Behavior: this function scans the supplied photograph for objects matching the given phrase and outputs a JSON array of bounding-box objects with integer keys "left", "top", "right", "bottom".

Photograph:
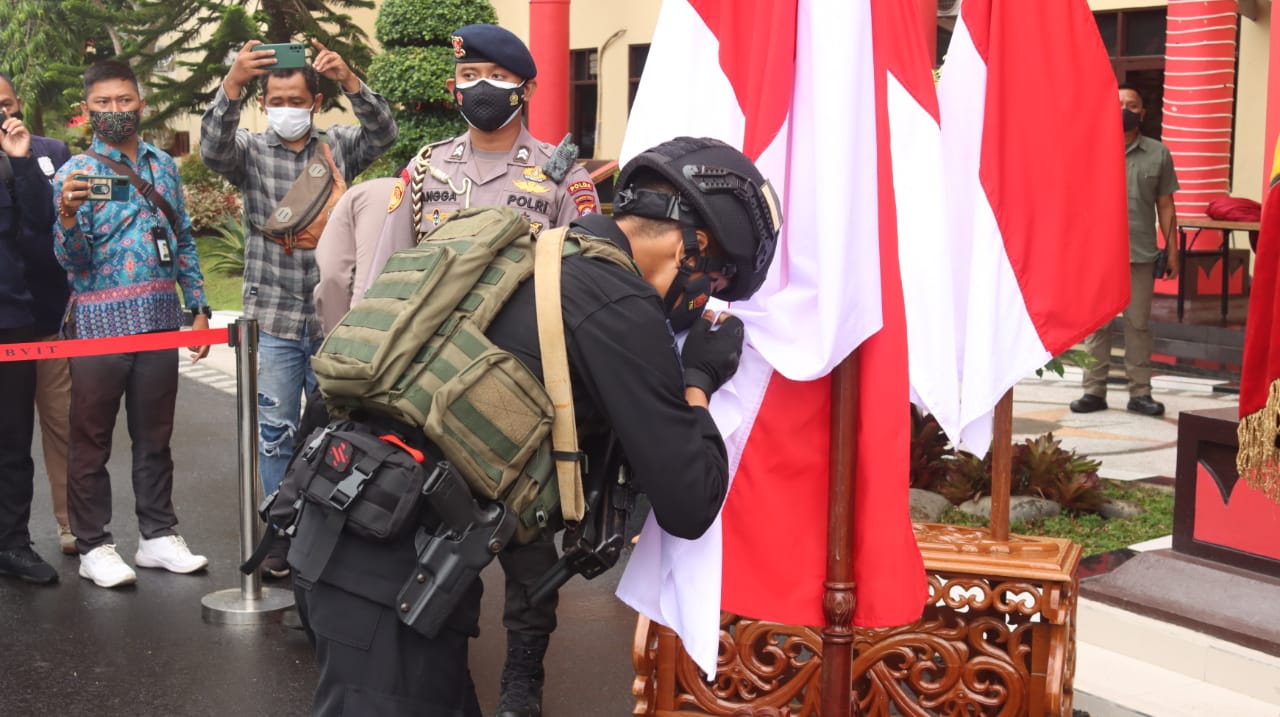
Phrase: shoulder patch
[
  {"left": 387, "top": 179, "right": 406, "bottom": 213},
  {"left": 568, "top": 180, "right": 593, "bottom": 195},
  {"left": 574, "top": 193, "right": 598, "bottom": 216}
]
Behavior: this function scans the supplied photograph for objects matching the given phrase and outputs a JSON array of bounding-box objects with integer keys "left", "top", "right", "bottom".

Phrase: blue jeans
[{"left": 257, "top": 330, "right": 323, "bottom": 497}]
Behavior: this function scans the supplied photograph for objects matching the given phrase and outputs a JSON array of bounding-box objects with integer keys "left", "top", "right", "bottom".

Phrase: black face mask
[
  {"left": 663, "top": 272, "right": 713, "bottom": 334},
  {"left": 1122, "top": 108, "right": 1142, "bottom": 132},
  {"left": 455, "top": 79, "right": 525, "bottom": 132}
]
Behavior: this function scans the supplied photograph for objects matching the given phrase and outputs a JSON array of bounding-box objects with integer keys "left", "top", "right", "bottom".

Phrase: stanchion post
[{"left": 202, "top": 318, "right": 295, "bottom": 624}]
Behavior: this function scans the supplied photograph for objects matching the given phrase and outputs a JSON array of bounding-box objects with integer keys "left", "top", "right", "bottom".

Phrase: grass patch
[
  {"left": 195, "top": 235, "right": 244, "bottom": 312},
  {"left": 939, "top": 479, "right": 1174, "bottom": 556}
]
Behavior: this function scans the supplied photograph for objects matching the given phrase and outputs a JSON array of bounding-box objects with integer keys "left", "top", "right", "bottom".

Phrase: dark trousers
[
  {"left": 0, "top": 326, "right": 38, "bottom": 550},
  {"left": 295, "top": 579, "right": 485, "bottom": 716},
  {"left": 68, "top": 349, "right": 180, "bottom": 553},
  {"left": 498, "top": 537, "right": 561, "bottom": 635}
]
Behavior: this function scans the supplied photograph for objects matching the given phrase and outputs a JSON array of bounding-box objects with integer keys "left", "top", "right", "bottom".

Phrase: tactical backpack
[{"left": 310, "top": 206, "right": 638, "bottom": 543}]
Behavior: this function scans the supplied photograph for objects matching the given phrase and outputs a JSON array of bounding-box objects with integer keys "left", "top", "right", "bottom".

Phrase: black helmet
[{"left": 614, "top": 137, "right": 782, "bottom": 301}]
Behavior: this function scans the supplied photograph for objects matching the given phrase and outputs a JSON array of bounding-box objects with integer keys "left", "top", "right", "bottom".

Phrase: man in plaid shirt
[{"left": 200, "top": 39, "right": 396, "bottom": 577}]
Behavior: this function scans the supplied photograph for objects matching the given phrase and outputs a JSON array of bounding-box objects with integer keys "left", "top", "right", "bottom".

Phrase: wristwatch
[{"left": 189, "top": 305, "right": 213, "bottom": 320}]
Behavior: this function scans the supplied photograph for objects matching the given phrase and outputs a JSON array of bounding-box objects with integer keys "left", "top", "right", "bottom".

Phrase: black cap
[
  {"left": 450, "top": 24, "right": 537, "bottom": 80},
  {"left": 615, "top": 137, "right": 783, "bottom": 302}
]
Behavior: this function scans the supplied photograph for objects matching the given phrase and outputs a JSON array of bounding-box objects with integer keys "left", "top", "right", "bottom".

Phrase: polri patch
[{"left": 568, "top": 180, "right": 593, "bottom": 195}]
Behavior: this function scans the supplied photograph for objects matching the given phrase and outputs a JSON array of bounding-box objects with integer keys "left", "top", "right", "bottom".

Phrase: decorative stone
[
  {"left": 909, "top": 489, "right": 952, "bottom": 522},
  {"left": 958, "top": 496, "right": 1062, "bottom": 523},
  {"left": 1098, "top": 499, "right": 1145, "bottom": 520}
]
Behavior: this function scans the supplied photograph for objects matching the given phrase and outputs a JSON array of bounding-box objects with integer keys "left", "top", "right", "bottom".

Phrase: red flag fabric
[
  {"left": 616, "top": 0, "right": 930, "bottom": 676},
  {"left": 934, "top": 0, "right": 1130, "bottom": 450},
  {"left": 1237, "top": 144, "right": 1280, "bottom": 502}
]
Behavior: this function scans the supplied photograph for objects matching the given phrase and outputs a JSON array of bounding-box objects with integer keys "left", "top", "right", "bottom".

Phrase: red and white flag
[
  {"left": 616, "top": 0, "right": 933, "bottom": 676},
  {"left": 936, "top": 0, "right": 1129, "bottom": 450}
]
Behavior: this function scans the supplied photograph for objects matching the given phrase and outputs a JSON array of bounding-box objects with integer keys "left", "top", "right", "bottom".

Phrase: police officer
[
  {"left": 362, "top": 24, "right": 602, "bottom": 717},
  {"left": 369, "top": 23, "right": 601, "bottom": 272},
  {"left": 291, "top": 136, "right": 781, "bottom": 715}
]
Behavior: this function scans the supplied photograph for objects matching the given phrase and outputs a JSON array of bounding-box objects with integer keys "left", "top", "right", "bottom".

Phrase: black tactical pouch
[{"left": 279, "top": 420, "right": 430, "bottom": 542}]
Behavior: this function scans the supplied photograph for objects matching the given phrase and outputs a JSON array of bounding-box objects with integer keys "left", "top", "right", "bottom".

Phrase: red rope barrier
[{"left": 0, "top": 327, "right": 233, "bottom": 362}]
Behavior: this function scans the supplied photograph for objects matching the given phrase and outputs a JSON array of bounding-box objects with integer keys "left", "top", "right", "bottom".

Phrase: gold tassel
[{"left": 1237, "top": 378, "right": 1280, "bottom": 504}]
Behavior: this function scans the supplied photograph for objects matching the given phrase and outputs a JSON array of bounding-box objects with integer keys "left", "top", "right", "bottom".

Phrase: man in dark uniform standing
[
  {"left": 0, "top": 72, "right": 76, "bottom": 554},
  {"left": 359, "top": 24, "right": 602, "bottom": 717},
  {"left": 0, "top": 104, "right": 58, "bottom": 584},
  {"left": 291, "top": 136, "right": 782, "bottom": 716}
]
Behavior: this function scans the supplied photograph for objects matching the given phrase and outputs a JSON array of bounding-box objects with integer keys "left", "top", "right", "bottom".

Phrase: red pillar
[
  {"left": 1266, "top": 11, "right": 1280, "bottom": 195},
  {"left": 1160, "top": 1, "right": 1239, "bottom": 296},
  {"left": 528, "top": 0, "right": 570, "bottom": 140}
]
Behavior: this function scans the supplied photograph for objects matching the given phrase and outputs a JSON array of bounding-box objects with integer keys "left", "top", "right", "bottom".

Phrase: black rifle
[
  {"left": 396, "top": 460, "right": 516, "bottom": 638},
  {"left": 526, "top": 440, "right": 635, "bottom": 606}
]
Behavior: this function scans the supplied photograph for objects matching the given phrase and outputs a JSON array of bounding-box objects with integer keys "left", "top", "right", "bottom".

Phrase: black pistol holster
[{"left": 395, "top": 461, "right": 516, "bottom": 638}]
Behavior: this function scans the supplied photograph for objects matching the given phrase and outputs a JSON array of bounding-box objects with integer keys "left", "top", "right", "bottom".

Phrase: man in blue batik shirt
[{"left": 53, "top": 60, "right": 211, "bottom": 590}]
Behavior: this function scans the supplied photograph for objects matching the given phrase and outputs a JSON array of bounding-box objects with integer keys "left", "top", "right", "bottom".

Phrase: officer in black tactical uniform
[{"left": 290, "top": 136, "right": 782, "bottom": 716}]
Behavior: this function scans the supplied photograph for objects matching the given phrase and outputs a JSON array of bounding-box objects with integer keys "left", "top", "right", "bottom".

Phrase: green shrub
[
  {"left": 185, "top": 185, "right": 242, "bottom": 234},
  {"left": 203, "top": 213, "right": 246, "bottom": 275},
  {"left": 910, "top": 411, "right": 1107, "bottom": 513},
  {"left": 368, "top": 46, "right": 459, "bottom": 108},
  {"left": 375, "top": 0, "right": 497, "bottom": 47}
]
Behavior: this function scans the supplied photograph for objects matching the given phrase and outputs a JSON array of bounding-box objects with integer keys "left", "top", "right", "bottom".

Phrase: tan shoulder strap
[{"left": 533, "top": 226, "right": 585, "bottom": 523}]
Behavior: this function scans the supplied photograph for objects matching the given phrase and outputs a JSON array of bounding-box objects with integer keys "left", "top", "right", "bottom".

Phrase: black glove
[{"left": 680, "top": 312, "right": 744, "bottom": 396}]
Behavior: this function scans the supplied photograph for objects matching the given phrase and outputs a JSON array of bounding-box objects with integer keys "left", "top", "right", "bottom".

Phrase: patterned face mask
[{"left": 90, "top": 110, "right": 140, "bottom": 144}]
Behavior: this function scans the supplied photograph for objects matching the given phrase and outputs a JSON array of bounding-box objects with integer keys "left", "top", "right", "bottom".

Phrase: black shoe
[
  {"left": 0, "top": 544, "right": 59, "bottom": 584},
  {"left": 1069, "top": 394, "right": 1108, "bottom": 413},
  {"left": 262, "top": 533, "right": 291, "bottom": 579},
  {"left": 497, "top": 632, "right": 549, "bottom": 717},
  {"left": 1127, "top": 395, "right": 1165, "bottom": 417}
]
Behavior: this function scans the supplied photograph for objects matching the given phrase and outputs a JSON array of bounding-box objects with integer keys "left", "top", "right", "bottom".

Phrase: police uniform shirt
[{"left": 367, "top": 125, "right": 601, "bottom": 277}]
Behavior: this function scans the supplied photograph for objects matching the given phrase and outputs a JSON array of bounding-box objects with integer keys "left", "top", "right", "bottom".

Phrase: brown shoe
[{"left": 58, "top": 525, "right": 76, "bottom": 555}]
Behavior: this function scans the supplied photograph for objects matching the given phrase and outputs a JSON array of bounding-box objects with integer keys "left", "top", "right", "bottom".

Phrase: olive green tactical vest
[{"left": 311, "top": 207, "right": 638, "bottom": 542}]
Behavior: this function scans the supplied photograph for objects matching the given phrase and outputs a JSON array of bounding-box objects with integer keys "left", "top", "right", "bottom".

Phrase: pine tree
[{"left": 120, "top": 0, "right": 376, "bottom": 127}]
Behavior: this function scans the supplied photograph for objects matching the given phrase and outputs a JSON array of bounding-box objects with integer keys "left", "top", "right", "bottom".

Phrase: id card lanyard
[{"left": 139, "top": 158, "right": 173, "bottom": 268}]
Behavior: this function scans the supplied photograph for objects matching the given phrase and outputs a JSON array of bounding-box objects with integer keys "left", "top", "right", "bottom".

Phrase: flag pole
[
  {"left": 822, "top": 354, "right": 859, "bottom": 716},
  {"left": 990, "top": 388, "right": 1014, "bottom": 542}
]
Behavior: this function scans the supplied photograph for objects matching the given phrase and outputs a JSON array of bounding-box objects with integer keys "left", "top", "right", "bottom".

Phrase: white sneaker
[
  {"left": 79, "top": 544, "right": 137, "bottom": 588},
  {"left": 134, "top": 535, "right": 208, "bottom": 574}
]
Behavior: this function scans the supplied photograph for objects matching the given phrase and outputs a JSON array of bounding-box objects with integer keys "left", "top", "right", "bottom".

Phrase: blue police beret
[{"left": 450, "top": 24, "right": 537, "bottom": 80}]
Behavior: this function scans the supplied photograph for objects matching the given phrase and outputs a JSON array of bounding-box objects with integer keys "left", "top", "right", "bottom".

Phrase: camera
[{"left": 83, "top": 174, "right": 129, "bottom": 202}]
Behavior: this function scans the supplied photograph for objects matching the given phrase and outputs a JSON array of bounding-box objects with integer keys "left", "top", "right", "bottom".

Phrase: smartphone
[
  {"left": 0, "top": 107, "right": 7, "bottom": 132},
  {"left": 82, "top": 174, "right": 130, "bottom": 202},
  {"left": 258, "top": 42, "right": 307, "bottom": 70}
]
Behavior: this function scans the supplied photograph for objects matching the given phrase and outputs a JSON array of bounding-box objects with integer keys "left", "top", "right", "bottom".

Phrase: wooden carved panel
[{"left": 633, "top": 524, "right": 1080, "bottom": 716}]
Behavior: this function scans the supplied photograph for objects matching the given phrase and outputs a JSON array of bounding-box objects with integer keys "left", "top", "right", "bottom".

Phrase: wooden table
[{"left": 1176, "top": 218, "right": 1260, "bottom": 322}]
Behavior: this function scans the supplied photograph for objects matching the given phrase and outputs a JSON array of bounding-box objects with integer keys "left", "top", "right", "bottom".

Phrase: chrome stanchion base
[{"left": 201, "top": 587, "right": 295, "bottom": 625}]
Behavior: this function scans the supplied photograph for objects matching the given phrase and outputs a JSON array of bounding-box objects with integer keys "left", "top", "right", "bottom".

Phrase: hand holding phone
[
  {"left": 82, "top": 174, "right": 130, "bottom": 202},
  {"left": 257, "top": 42, "right": 308, "bottom": 70}
]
